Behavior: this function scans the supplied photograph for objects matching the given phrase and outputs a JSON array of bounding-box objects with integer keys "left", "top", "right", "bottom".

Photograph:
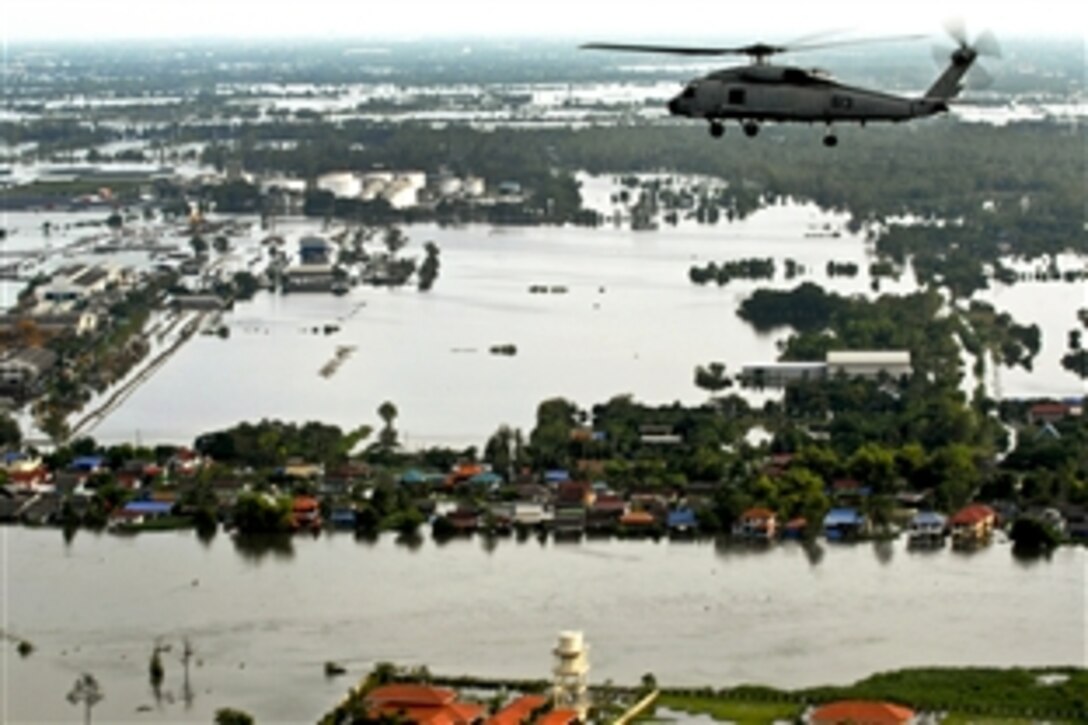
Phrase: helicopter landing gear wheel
[
  {"left": 823, "top": 126, "right": 838, "bottom": 147},
  {"left": 709, "top": 121, "right": 725, "bottom": 138},
  {"left": 743, "top": 121, "right": 760, "bottom": 138}
]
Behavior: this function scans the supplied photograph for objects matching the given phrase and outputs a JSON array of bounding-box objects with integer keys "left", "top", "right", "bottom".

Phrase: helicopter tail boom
[{"left": 925, "top": 46, "right": 977, "bottom": 100}]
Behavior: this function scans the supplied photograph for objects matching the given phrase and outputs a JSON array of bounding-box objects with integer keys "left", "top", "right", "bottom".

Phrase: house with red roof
[
  {"left": 487, "top": 694, "right": 549, "bottom": 725},
  {"left": 290, "top": 496, "right": 322, "bottom": 531},
  {"left": 1027, "top": 401, "right": 1072, "bottom": 425},
  {"left": 736, "top": 507, "right": 777, "bottom": 540},
  {"left": 809, "top": 699, "right": 915, "bottom": 725},
  {"left": 950, "top": 503, "right": 996, "bottom": 546},
  {"left": 365, "top": 683, "right": 485, "bottom": 725}
]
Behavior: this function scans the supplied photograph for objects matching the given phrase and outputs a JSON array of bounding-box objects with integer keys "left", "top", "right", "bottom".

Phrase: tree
[
  {"left": 214, "top": 708, "right": 255, "bottom": 725},
  {"left": 190, "top": 235, "right": 208, "bottom": 256},
  {"left": 694, "top": 362, "right": 732, "bottom": 394},
  {"left": 418, "top": 241, "right": 440, "bottom": 291},
  {"left": 105, "top": 211, "right": 123, "bottom": 230},
  {"left": 484, "top": 425, "right": 515, "bottom": 479},
  {"left": 0, "top": 414, "right": 22, "bottom": 448},
  {"left": 67, "top": 673, "right": 104, "bottom": 725},
  {"left": 378, "top": 401, "right": 399, "bottom": 451},
  {"left": 383, "top": 227, "right": 408, "bottom": 255}
]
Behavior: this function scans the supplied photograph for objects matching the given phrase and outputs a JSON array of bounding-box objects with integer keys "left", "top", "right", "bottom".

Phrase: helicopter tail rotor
[{"left": 929, "top": 20, "right": 1001, "bottom": 96}]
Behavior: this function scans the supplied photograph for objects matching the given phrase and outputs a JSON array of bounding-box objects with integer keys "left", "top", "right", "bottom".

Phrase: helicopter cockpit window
[
  {"left": 728, "top": 88, "right": 746, "bottom": 105},
  {"left": 682, "top": 85, "right": 696, "bottom": 99},
  {"left": 831, "top": 95, "right": 853, "bottom": 110}
]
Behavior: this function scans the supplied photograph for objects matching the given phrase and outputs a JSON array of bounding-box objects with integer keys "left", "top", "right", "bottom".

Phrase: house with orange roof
[
  {"left": 736, "top": 507, "right": 777, "bottom": 540},
  {"left": 809, "top": 699, "right": 915, "bottom": 725},
  {"left": 365, "top": 683, "right": 485, "bottom": 725},
  {"left": 487, "top": 694, "right": 549, "bottom": 725},
  {"left": 950, "top": 503, "right": 996, "bottom": 546},
  {"left": 291, "top": 496, "right": 322, "bottom": 531}
]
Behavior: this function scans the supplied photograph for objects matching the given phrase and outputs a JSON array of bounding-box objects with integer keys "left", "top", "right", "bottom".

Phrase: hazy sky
[{"left": 2, "top": 0, "right": 1082, "bottom": 41}]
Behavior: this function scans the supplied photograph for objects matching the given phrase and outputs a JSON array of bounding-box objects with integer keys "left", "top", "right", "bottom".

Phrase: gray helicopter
[{"left": 582, "top": 23, "right": 1000, "bottom": 146}]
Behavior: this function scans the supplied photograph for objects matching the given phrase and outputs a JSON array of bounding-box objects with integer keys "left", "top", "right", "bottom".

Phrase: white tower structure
[{"left": 552, "top": 631, "right": 590, "bottom": 720}]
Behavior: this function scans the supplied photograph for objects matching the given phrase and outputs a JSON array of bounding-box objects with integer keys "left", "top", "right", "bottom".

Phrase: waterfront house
[
  {"left": 365, "top": 684, "right": 484, "bottom": 725},
  {"left": 110, "top": 500, "right": 175, "bottom": 529},
  {"left": 290, "top": 496, "right": 322, "bottom": 532},
  {"left": 667, "top": 507, "right": 698, "bottom": 536},
  {"left": 446, "top": 507, "right": 481, "bottom": 534},
  {"left": 587, "top": 493, "right": 626, "bottom": 529},
  {"left": 736, "top": 507, "right": 778, "bottom": 540},
  {"left": 907, "top": 511, "right": 947, "bottom": 546},
  {"left": 556, "top": 481, "right": 594, "bottom": 508},
  {"left": 809, "top": 699, "right": 915, "bottom": 725},
  {"left": 950, "top": 504, "right": 996, "bottom": 546},
  {"left": 823, "top": 508, "right": 869, "bottom": 541},
  {"left": 552, "top": 506, "right": 586, "bottom": 537},
  {"left": 619, "top": 509, "right": 659, "bottom": 536}
]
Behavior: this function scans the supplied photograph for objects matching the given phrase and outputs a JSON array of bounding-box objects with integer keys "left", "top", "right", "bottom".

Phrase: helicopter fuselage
[{"left": 667, "top": 64, "right": 948, "bottom": 125}]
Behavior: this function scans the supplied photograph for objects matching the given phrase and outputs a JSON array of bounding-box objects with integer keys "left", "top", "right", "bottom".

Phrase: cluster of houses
[
  {"left": 0, "top": 262, "right": 132, "bottom": 403},
  {"left": 3, "top": 427, "right": 1086, "bottom": 547},
  {"left": 355, "top": 683, "right": 920, "bottom": 725}
]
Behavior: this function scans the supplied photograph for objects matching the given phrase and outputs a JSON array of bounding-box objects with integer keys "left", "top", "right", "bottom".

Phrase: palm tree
[{"left": 67, "top": 673, "right": 104, "bottom": 725}]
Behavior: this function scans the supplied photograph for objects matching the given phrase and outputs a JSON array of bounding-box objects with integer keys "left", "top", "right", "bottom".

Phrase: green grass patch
[
  {"left": 655, "top": 693, "right": 801, "bottom": 724},
  {"left": 941, "top": 715, "right": 1072, "bottom": 725}
]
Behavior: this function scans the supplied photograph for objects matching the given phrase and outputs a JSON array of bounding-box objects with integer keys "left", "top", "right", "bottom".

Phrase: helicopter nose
[{"left": 667, "top": 97, "right": 682, "bottom": 115}]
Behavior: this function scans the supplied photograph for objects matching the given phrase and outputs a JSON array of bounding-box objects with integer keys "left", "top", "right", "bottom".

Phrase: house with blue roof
[
  {"left": 469, "top": 471, "right": 504, "bottom": 490},
  {"left": 823, "top": 507, "right": 869, "bottom": 541},
  {"left": 908, "top": 511, "right": 947, "bottom": 546},
  {"left": 544, "top": 470, "right": 570, "bottom": 484},
  {"left": 71, "top": 456, "right": 105, "bottom": 473},
  {"left": 667, "top": 508, "right": 698, "bottom": 537}
]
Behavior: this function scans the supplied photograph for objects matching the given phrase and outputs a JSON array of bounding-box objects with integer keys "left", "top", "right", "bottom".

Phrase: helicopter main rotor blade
[
  {"left": 787, "top": 33, "right": 929, "bottom": 53},
  {"left": 579, "top": 42, "right": 751, "bottom": 56}
]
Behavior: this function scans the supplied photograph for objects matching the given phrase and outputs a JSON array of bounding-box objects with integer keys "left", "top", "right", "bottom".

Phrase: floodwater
[
  {"left": 59, "top": 194, "right": 1078, "bottom": 449},
  {"left": 77, "top": 202, "right": 903, "bottom": 447},
  {"left": 0, "top": 527, "right": 1084, "bottom": 723}
]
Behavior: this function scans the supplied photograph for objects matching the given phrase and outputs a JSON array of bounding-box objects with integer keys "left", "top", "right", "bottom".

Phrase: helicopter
[{"left": 582, "top": 22, "right": 1000, "bottom": 146}]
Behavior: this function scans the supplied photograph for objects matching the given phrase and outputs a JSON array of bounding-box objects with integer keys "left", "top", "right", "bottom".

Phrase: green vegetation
[
  {"left": 653, "top": 668, "right": 1087, "bottom": 723},
  {"left": 689, "top": 258, "right": 775, "bottom": 286},
  {"left": 656, "top": 693, "right": 801, "bottom": 724},
  {"left": 194, "top": 419, "right": 371, "bottom": 468}
]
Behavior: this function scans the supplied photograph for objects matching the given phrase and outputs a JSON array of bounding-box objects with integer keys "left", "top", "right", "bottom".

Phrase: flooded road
[{"left": 1, "top": 527, "right": 1084, "bottom": 723}]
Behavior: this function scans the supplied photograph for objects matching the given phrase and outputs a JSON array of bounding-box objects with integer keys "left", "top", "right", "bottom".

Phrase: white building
[
  {"left": 552, "top": 631, "right": 590, "bottom": 721},
  {"left": 826, "top": 350, "right": 912, "bottom": 379},
  {"left": 316, "top": 172, "right": 362, "bottom": 199}
]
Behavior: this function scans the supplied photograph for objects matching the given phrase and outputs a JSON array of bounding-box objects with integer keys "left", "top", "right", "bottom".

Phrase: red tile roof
[
  {"left": 950, "top": 504, "right": 995, "bottom": 526},
  {"left": 810, "top": 700, "right": 915, "bottom": 725},
  {"left": 487, "top": 694, "right": 549, "bottom": 725},
  {"left": 366, "top": 684, "right": 484, "bottom": 725}
]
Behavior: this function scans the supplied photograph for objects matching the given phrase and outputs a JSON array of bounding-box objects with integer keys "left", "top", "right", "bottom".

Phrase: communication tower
[{"left": 551, "top": 630, "right": 590, "bottom": 720}]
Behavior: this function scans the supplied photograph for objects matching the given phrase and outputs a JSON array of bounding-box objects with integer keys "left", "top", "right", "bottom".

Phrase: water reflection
[
  {"left": 230, "top": 534, "right": 295, "bottom": 562},
  {"left": 396, "top": 531, "right": 425, "bottom": 551},
  {"left": 873, "top": 539, "right": 895, "bottom": 565},
  {"left": 800, "top": 540, "right": 825, "bottom": 566}
]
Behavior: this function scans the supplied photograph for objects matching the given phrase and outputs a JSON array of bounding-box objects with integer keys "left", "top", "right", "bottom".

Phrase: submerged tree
[{"left": 67, "top": 673, "right": 104, "bottom": 725}]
